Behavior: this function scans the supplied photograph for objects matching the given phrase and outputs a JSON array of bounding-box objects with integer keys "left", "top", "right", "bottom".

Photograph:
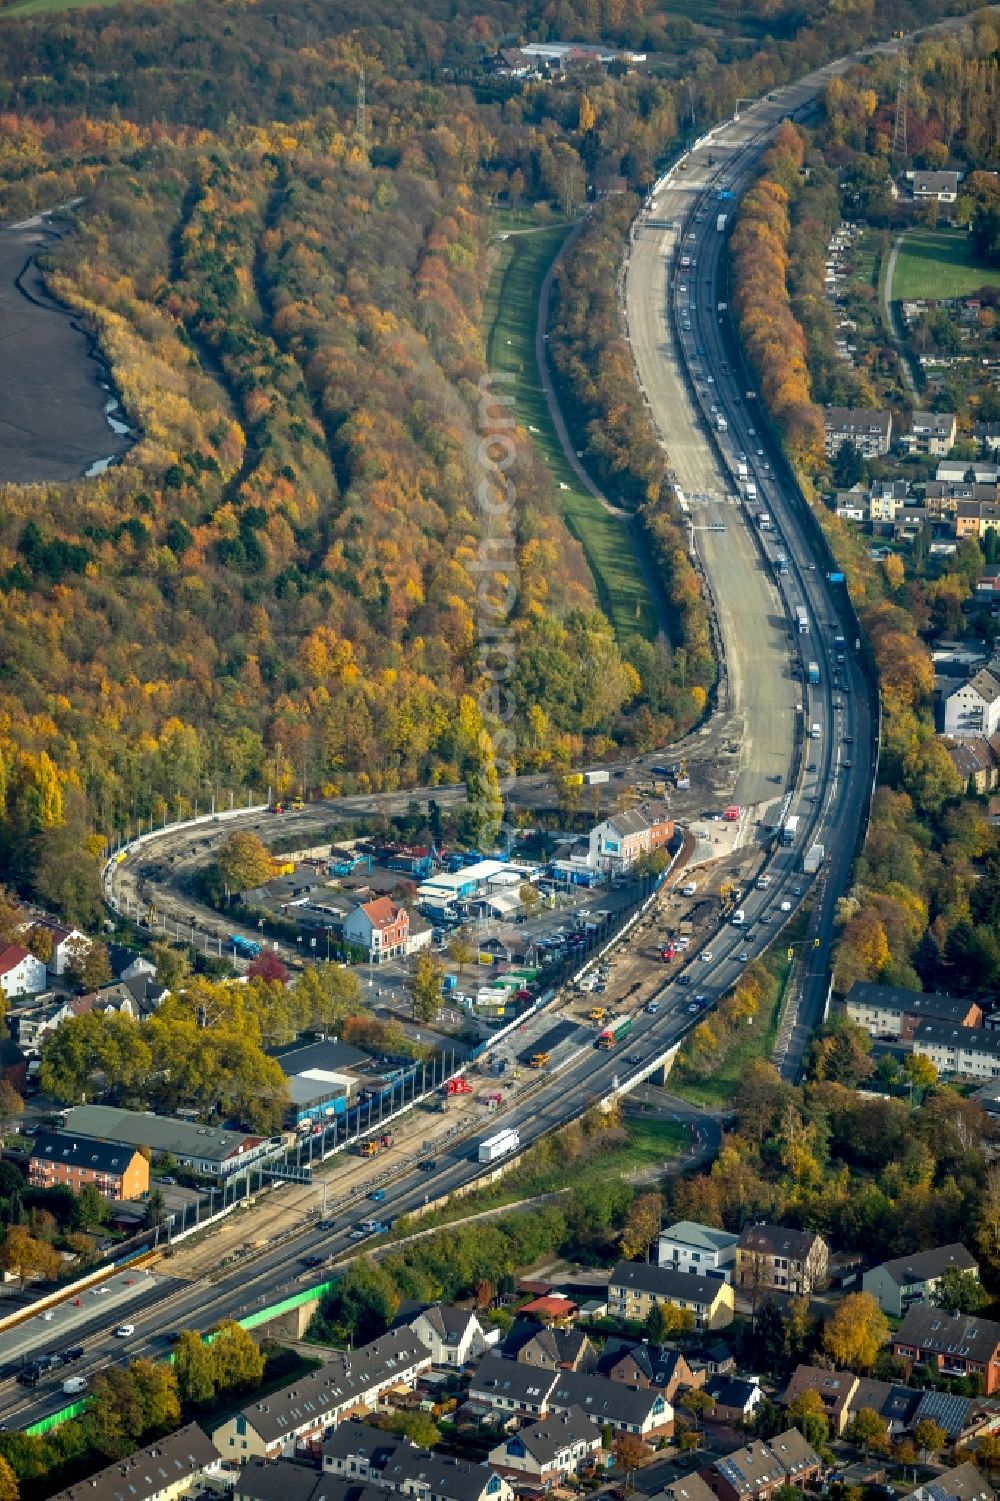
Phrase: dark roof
[
  {"left": 321, "top": 1419, "right": 412, "bottom": 1469},
  {"left": 894, "top": 1305, "right": 1000, "bottom": 1361},
  {"left": 609, "top": 1261, "right": 725, "bottom": 1306},
  {"left": 878, "top": 1244, "right": 978, "bottom": 1287},
  {"left": 30, "top": 1130, "right": 141, "bottom": 1177},
  {"left": 547, "top": 1370, "right": 666, "bottom": 1426},
  {"left": 505, "top": 1406, "right": 598, "bottom": 1463},
  {"left": 914, "top": 1022, "right": 1000, "bottom": 1058},
  {"left": 234, "top": 1461, "right": 331, "bottom": 1501},
  {"left": 48, "top": 1424, "right": 218, "bottom": 1501},
  {"left": 272, "top": 1039, "right": 369, "bottom": 1077},
  {"left": 913, "top": 1389, "right": 972, "bottom": 1441},
  {"left": 470, "top": 1355, "right": 557, "bottom": 1406},
  {"left": 705, "top": 1375, "right": 760, "bottom": 1411},
  {"left": 501, "top": 1317, "right": 550, "bottom": 1358},
  {"left": 847, "top": 982, "right": 977, "bottom": 1024},
  {"left": 905, "top": 1461, "right": 994, "bottom": 1501},
  {"left": 379, "top": 1451, "right": 500, "bottom": 1501},
  {"left": 737, "top": 1224, "right": 823, "bottom": 1261},
  {"left": 600, "top": 1340, "right": 686, "bottom": 1388},
  {"left": 107, "top": 944, "right": 151, "bottom": 979},
  {"left": 236, "top": 1330, "right": 431, "bottom": 1444}
]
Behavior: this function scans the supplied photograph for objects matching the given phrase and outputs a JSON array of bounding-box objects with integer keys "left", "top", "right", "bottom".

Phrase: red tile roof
[
  {"left": 360, "top": 897, "right": 405, "bottom": 929},
  {"left": 0, "top": 945, "right": 32, "bottom": 977}
]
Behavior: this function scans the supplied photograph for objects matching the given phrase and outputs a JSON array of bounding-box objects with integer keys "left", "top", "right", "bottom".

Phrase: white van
[
  {"left": 731, "top": 909, "right": 746, "bottom": 926},
  {"left": 681, "top": 882, "right": 698, "bottom": 897},
  {"left": 811, "top": 722, "right": 821, "bottom": 739}
]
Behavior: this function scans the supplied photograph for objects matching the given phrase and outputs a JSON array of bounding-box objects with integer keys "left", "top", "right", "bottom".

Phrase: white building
[
  {"left": 407, "top": 1305, "right": 495, "bottom": 1368},
  {"left": 588, "top": 802, "right": 673, "bottom": 875},
  {"left": 913, "top": 1021, "right": 1000, "bottom": 1080},
  {"left": 0, "top": 945, "right": 48, "bottom": 999},
  {"left": 343, "top": 897, "right": 409, "bottom": 963},
  {"left": 658, "top": 1220, "right": 739, "bottom": 1280},
  {"left": 900, "top": 411, "right": 957, "bottom": 457},
  {"left": 943, "top": 669, "right": 1000, "bottom": 739}
]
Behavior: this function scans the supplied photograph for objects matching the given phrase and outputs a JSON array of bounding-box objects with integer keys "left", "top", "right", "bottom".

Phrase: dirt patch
[{"left": 0, "top": 211, "right": 133, "bottom": 482}]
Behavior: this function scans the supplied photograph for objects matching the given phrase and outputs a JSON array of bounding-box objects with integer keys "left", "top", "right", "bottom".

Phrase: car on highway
[
  {"left": 626, "top": 1054, "right": 643, "bottom": 1065},
  {"left": 318, "top": 1219, "right": 336, "bottom": 1230},
  {"left": 687, "top": 1001, "right": 700, "bottom": 1014},
  {"left": 701, "top": 950, "right": 713, "bottom": 963},
  {"left": 844, "top": 759, "right": 853, "bottom": 769},
  {"left": 677, "top": 974, "right": 691, "bottom": 985},
  {"left": 114, "top": 1324, "right": 135, "bottom": 1339},
  {"left": 60, "top": 1346, "right": 84, "bottom": 1364},
  {"left": 646, "top": 1001, "right": 660, "bottom": 1014},
  {"left": 693, "top": 994, "right": 709, "bottom": 1007},
  {"left": 780, "top": 901, "right": 792, "bottom": 912},
  {"left": 418, "top": 1159, "right": 437, "bottom": 1171},
  {"left": 843, "top": 734, "right": 854, "bottom": 743},
  {"left": 793, "top": 886, "right": 803, "bottom": 896},
  {"left": 368, "top": 1189, "right": 386, "bottom": 1202},
  {"left": 301, "top": 1255, "right": 324, "bottom": 1269}
]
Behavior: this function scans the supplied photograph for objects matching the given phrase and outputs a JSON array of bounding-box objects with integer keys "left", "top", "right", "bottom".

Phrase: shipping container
[{"left": 478, "top": 1127, "right": 520, "bottom": 1163}]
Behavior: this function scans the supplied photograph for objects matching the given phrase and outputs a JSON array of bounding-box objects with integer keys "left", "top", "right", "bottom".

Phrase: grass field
[
  {"left": 0, "top": 0, "right": 175, "bottom": 16},
  {"left": 387, "top": 1116, "right": 689, "bottom": 1238},
  {"left": 888, "top": 227, "right": 1000, "bottom": 302},
  {"left": 484, "top": 225, "right": 659, "bottom": 642}
]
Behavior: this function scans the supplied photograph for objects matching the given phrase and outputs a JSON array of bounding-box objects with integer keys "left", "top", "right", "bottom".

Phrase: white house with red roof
[
  {"left": 0, "top": 945, "right": 48, "bottom": 999},
  {"left": 343, "top": 897, "right": 410, "bottom": 963},
  {"left": 17, "top": 916, "right": 88, "bottom": 977}
]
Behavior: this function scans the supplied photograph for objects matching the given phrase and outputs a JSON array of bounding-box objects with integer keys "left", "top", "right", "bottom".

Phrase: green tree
[
  {"left": 217, "top": 831, "right": 275, "bottom": 896},
  {"left": 297, "top": 963, "right": 362, "bottom": 1032},
  {"left": 0, "top": 1227, "right": 60, "bottom": 1287},
  {"left": 144, "top": 1189, "right": 168, "bottom": 1235},
  {"left": 385, "top": 1411, "right": 441, "bottom": 1447},
  {"left": 936, "top": 1267, "right": 987, "bottom": 1315},
  {"left": 914, "top": 1418, "right": 947, "bottom": 1463},
  {"left": 173, "top": 1331, "right": 216, "bottom": 1406},
  {"left": 0, "top": 1081, "right": 23, "bottom": 1137},
  {"left": 410, "top": 952, "right": 444, "bottom": 1023},
  {"left": 787, "top": 1389, "right": 829, "bottom": 1448},
  {"left": 313, "top": 1257, "right": 399, "bottom": 1346},
  {"left": 149, "top": 941, "right": 191, "bottom": 992},
  {"left": 67, "top": 939, "right": 111, "bottom": 993},
  {"left": 822, "top": 1293, "right": 889, "bottom": 1372},
  {"left": 903, "top": 1052, "right": 938, "bottom": 1088},
  {"left": 210, "top": 1320, "right": 265, "bottom": 1391},
  {"left": 519, "top": 882, "right": 541, "bottom": 914},
  {"left": 73, "top": 1183, "right": 108, "bottom": 1230},
  {"left": 847, "top": 1406, "right": 888, "bottom": 1456},
  {"left": 619, "top": 1192, "right": 662, "bottom": 1263},
  {"left": 446, "top": 930, "right": 474, "bottom": 979}
]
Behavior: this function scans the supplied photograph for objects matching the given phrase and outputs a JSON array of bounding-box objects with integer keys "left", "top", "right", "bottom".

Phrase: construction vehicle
[
  {"left": 443, "top": 1077, "right": 473, "bottom": 1096},
  {"left": 660, "top": 942, "right": 676, "bottom": 961},
  {"left": 530, "top": 1052, "right": 550, "bottom": 1069},
  {"left": 588, "top": 1006, "right": 606, "bottom": 1022},
  {"left": 723, "top": 805, "right": 741, "bottom": 822},
  {"left": 289, "top": 796, "right": 304, "bottom": 811},
  {"left": 719, "top": 880, "right": 740, "bottom": 915},
  {"left": 358, "top": 1132, "right": 394, "bottom": 1158}
]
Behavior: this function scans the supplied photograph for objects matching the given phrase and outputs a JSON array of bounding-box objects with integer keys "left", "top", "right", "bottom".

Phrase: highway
[{"left": 18, "top": 16, "right": 983, "bottom": 1428}]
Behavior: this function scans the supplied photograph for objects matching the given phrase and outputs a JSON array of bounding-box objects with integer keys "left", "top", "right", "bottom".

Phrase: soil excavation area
[{"left": 0, "top": 211, "right": 132, "bottom": 482}]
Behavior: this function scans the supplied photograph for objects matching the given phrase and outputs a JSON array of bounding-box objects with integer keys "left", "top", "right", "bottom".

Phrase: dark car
[
  {"left": 418, "top": 1159, "right": 437, "bottom": 1171},
  {"left": 60, "top": 1346, "right": 84, "bottom": 1365},
  {"left": 318, "top": 1219, "right": 336, "bottom": 1231},
  {"left": 302, "top": 1255, "right": 325, "bottom": 1269}
]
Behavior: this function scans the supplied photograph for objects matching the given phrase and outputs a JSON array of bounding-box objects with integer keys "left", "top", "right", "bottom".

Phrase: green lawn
[
  {"left": 484, "top": 225, "right": 659, "bottom": 642},
  {"left": 0, "top": 0, "right": 184, "bottom": 16},
  {"left": 888, "top": 227, "right": 1000, "bottom": 301},
  {"left": 387, "top": 1116, "right": 689, "bottom": 1239}
]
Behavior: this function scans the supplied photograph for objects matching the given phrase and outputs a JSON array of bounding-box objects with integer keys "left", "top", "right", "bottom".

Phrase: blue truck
[{"left": 230, "top": 934, "right": 261, "bottom": 959}]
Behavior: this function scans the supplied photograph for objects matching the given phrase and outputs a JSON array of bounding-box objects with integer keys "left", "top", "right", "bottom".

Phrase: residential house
[
  {"left": 735, "top": 1225, "right": 829, "bottom": 1297},
  {"left": 944, "top": 670, "right": 1000, "bottom": 739},
  {"left": 0, "top": 1037, "right": 27, "bottom": 1094},
  {"left": 607, "top": 1262, "right": 735, "bottom": 1330},
  {"left": 657, "top": 1478, "right": 719, "bottom": 1501},
  {"left": 320, "top": 1422, "right": 510, "bottom": 1501},
  {"left": 598, "top": 1340, "right": 701, "bottom": 1401},
  {"left": 407, "top": 1305, "right": 494, "bottom": 1368},
  {"left": 0, "top": 945, "right": 47, "bottom": 1000},
  {"left": 468, "top": 1356, "right": 558, "bottom": 1419},
  {"left": 29, "top": 1130, "right": 150, "bottom": 1201},
  {"left": 518, "top": 1295, "right": 578, "bottom": 1325},
  {"left": 901, "top": 412, "right": 958, "bottom": 457},
  {"left": 912, "top": 1022, "right": 1000, "bottom": 1079},
  {"left": 903, "top": 1461, "right": 993, "bottom": 1501},
  {"left": 893, "top": 1305, "right": 1000, "bottom": 1395},
  {"left": 975, "top": 564, "right": 1000, "bottom": 598},
  {"left": 686, "top": 1341, "right": 736, "bottom": 1378},
  {"left": 937, "top": 461, "right": 999, "bottom": 485},
  {"left": 782, "top": 1365, "right": 859, "bottom": 1437},
  {"left": 508, "top": 1324, "right": 595, "bottom": 1372},
  {"left": 488, "top": 47, "right": 537, "bottom": 79},
  {"left": 909, "top": 171, "right": 963, "bottom": 204},
  {"left": 846, "top": 1378, "right": 922, "bottom": 1438},
  {"left": 322, "top": 1421, "right": 413, "bottom": 1480},
  {"left": 18, "top": 918, "right": 87, "bottom": 977},
  {"left": 974, "top": 422, "right": 1000, "bottom": 454},
  {"left": 658, "top": 1221, "right": 739, "bottom": 1280},
  {"left": 546, "top": 1369, "right": 673, "bottom": 1438},
  {"left": 488, "top": 1406, "right": 603, "bottom": 1488},
  {"left": 231, "top": 1460, "right": 372, "bottom": 1501},
  {"left": 588, "top": 803, "right": 674, "bottom": 875},
  {"left": 702, "top": 1430, "right": 822, "bottom": 1501},
  {"left": 844, "top": 981, "right": 982, "bottom": 1039},
  {"left": 63, "top": 1104, "right": 273, "bottom": 1179},
  {"left": 870, "top": 491, "right": 903, "bottom": 524},
  {"left": 909, "top": 1389, "right": 974, "bottom": 1443},
  {"left": 955, "top": 501, "right": 1000, "bottom": 541},
  {"left": 108, "top": 945, "right": 157, "bottom": 983},
  {"left": 46, "top": 1425, "right": 221, "bottom": 1501},
  {"left": 823, "top": 406, "right": 893, "bottom": 458},
  {"left": 942, "top": 738, "right": 999, "bottom": 795},
  {"left": 704, "top": 1375, "right": 764, "bottom": 1425},
  {"left": 863, "top": 1244, "right": 979, "bottom": 1317},
  {"left": 343, "top": 898, "right": 410, "bottom": 964},
  {"left": 213, "top": 1329, "right": 432, "bottom": 1458}
]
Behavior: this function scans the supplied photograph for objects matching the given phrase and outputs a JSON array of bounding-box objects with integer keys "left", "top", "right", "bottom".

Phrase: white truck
[
  {"left": 736, "top": 460, "right": 749, "bottom": 482},
  {"left": 583, "top": 769, "right": 610, "bottom": 785},
  {"left": 716, "top": 414, "right": 728, "bottom": 432},
  {"left": 478, "top": 1127, "right": 520, "bottom": 1164},
  {"left": 63, "top": 1377, "right": 88, "bottom": 1395},
  {"left": 803, "top": 843, "right": 825, "bottom": 874},
  {"left": 745, "top": 482, "right": 758, "bottom": 502},
  {"left": 782, "top": 815, "right": 800, "bottom": 846}
]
